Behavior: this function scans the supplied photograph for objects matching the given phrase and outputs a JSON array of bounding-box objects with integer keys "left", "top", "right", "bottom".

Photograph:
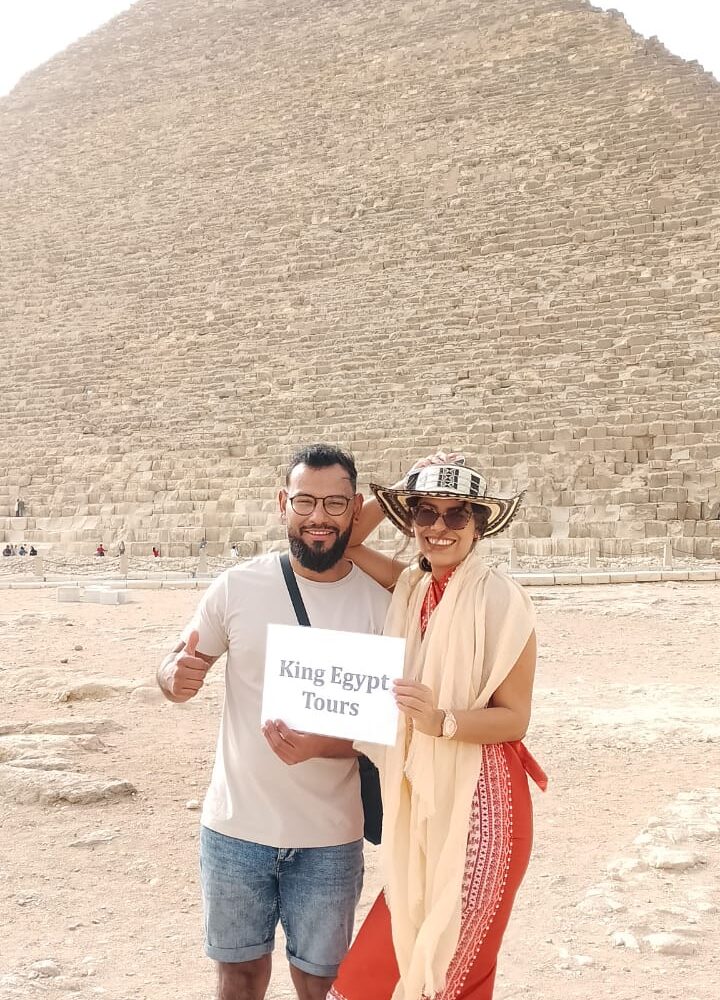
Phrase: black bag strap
[
  {"left": 279, "top": 552, "right": 311, "bottom": 628},
  {"left": 278, "top": 554, "right": 383, "bottom": 845}
]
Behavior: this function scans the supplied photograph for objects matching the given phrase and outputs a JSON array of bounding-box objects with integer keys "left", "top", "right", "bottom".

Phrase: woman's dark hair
[
  {"left": 408, "top": 499, "right": 490, "bottom": 573},
  {"left": 286, "top": 443, "right": 357, "bottom": 490}
]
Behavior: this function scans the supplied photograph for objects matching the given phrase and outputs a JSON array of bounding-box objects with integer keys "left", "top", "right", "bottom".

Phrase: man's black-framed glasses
[{"left": 288, "top": 493, "right": 354, "bottom": 516}]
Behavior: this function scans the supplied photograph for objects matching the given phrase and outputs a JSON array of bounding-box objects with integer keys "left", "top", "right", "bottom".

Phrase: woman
[{"left": 330, "top": 458, "right": 546, "bottom": 1000}]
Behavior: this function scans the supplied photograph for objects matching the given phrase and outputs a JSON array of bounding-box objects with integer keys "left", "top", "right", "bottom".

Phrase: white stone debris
[
  {"left": 30, "top": 959, "right": 61, "bottom": 977},
  {"left": 573, "top": 788, "right": 719, "bottom": 959},
  {"left": 610, "top": 930, "right": 639, "bottom": 950},
  {"left": 643, "top": 932, "right": 696, "bottom": 956}
]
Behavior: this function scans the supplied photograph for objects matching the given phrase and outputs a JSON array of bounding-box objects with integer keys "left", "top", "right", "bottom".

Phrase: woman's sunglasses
[{"left": 409, "top": 504, "right": 473, "bottom": 530}]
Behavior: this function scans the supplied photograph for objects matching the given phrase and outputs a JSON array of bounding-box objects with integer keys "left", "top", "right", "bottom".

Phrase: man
[{"left": 157, "top": 444, "right": 390, "bottom": 1000}]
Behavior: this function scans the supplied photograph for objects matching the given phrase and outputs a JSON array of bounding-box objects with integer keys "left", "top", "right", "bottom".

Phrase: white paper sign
[{"left": 262, "top": 624, "right": 405, "bottom": 745}]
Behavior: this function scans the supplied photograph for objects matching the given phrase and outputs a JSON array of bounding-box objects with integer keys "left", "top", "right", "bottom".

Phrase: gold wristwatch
[{"left": 440, "top": 710, "right": 458, "bottom": 739}]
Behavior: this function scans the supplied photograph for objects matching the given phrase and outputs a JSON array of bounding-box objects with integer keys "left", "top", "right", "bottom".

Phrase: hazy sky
[
  {"left": 594, "top": 1, "right": 719, "bottom": 78},
  {"left": 0, "top": 0, "right": 718, "bottom": 96},
  {"left": 0, "top": 1, "right": 139, "bottom": 95}
]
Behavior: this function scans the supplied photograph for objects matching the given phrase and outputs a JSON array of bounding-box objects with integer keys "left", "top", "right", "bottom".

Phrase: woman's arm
[
  {"left": 393, "top": 631, "right": 536, "bottom": 743},
  {"left": 347, "top": 542, "right": 407, "bottom": 590},
  {"left": 348, "top": 494, "right": 387, "bottom": 547}
]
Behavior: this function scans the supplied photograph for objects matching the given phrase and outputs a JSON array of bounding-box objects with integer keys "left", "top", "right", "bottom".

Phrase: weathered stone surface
[
  {"left": 0, "top": 766, "right": 136, "bottom": 805},
  {"left": 642, "top": 847, "right": 704, "bottom": 871},
  {"left": 29, "top": 960, "right": 61, "bottom": 978},
  {"left": 643, "top": 932, "right": 696, "bottom": 956},
  {"left": 56, "top": 679, "right": 136, "bottom": 702},
  {"left": 0, "top": 720, "right": 135, "bottom": 805},
  {"left": 573, "top": 788, "right": 720, "bottom": 960},
  {"left": 0, "top": 0, "right": 718, "bottom": 561}
]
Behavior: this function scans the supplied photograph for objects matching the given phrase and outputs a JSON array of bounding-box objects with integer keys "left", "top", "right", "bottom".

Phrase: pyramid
[{"left": 1, "top": 0, "right": 719, "bottom": 558}]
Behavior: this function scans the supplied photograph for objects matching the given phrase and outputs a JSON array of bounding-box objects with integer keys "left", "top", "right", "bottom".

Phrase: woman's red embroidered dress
[{"left": 329, "top": 570, "right": 546, "bottom": 1000}]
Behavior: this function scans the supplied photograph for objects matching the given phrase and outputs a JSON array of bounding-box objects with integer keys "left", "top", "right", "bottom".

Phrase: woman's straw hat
[{"left": 370, "top": 463, "right": 524, "bottom": 538}]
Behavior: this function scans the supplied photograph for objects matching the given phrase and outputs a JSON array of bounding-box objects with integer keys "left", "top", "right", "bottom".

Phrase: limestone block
[
  {"left": 549, "top": 539, "right": 577, "bottom": 556},
  {"left": 525, "top": 521, "right": 552, "bottom": 538},
  {"left": 688, "top": 569, "right": 717, "bottom": 581},
  {"left": 692, "top": 538, "right": 714, "bottom": 558},
  {"left": 663, "top": 485, "right": 688, "bottom": 502},
  {"left": 513, "top": 574, "right": 554, "bottom": 587},
  {"left": 589, "top": 523, "right": 616, "bottom": 538},
  {"left": 615, "top": 521, "right": 645, "bottom": 539},
  {"left": 57, "top": 587, "right": 83, "bottom": 603},
  {"left": 83, "top": 588, "right": 131, "bottom": 605}
]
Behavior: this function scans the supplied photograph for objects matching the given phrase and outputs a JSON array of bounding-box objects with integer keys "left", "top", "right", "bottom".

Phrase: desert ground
[{"left": 1, "top": 578, "right": 718, "bottom": 1000}]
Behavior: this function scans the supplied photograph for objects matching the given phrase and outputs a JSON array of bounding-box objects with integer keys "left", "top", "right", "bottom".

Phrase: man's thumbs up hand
[
  {"left": 185, "top": 629, "right": 200, "bottom": 659},
  {"left": 160, "top": 630, "right": 212, "bottom": 701}
]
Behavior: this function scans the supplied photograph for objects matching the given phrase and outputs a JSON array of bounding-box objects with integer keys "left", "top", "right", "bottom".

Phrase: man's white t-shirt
[{"left": 186, "top": 553, "right": 391, "bottom": 849}]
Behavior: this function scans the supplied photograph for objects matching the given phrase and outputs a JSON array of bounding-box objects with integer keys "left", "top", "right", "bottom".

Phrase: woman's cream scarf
[{"left": 360, "top": 550, "right": 535, "bottom": 1000}]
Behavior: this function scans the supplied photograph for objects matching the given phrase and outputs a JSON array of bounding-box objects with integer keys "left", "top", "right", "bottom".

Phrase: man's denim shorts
[{"left": 199, "top": 826, "right": 364, "bottom": 977}]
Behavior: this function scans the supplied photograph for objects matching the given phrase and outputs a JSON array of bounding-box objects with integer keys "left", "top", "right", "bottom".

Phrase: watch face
[{"left": 443, "top": 712, "right": 457, "bottom": 738}]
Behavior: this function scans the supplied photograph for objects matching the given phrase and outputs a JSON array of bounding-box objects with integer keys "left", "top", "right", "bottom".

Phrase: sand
[{"left": 1, "top": 580, "right": 718, "bottom": 999}]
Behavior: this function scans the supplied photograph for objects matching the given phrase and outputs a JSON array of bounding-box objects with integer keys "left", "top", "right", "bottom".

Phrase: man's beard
[{"left": 288, "top": 523, "right": 353, "bottom": 573}]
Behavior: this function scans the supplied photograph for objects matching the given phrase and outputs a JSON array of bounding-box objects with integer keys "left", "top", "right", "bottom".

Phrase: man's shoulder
[
  {"left": 350, "top": 564, "right": 392, "bottom": 606},
  {"left": 223, "top": 552, "right": 280, "bottom": 587},
  {"left": 204, "top": 553, "right": 282, "bottom": 615}
]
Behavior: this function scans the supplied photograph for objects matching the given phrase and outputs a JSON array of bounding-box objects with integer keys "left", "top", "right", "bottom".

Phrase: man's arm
[
  {"left": 157, "top": 630, "right": 219, "bottom": 703},
  {"left": 262, "top": 720, "right": 358, "bottom": 765}
]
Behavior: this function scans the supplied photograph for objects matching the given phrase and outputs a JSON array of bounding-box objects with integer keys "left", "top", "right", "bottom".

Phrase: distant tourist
[
  {"left": 199, "top": 538, "right": 207, "bottom": 551},
  {"left": 2, "top": 544, "right": 11, "bottom": 557},
  {"left": 18, "top": 544, "right": 27, "bottom": 556},
  {"left": 230, "top": 543, "right": 239, "bottom": 559},
  {"left": 152, "top": 545, "right": 160, "bottom": 558},
  {"left": 117, "top": 540, "right": 126, "bottom": 556},
  {"left": 14, "top": 497, "right": 25, "bottom": 517},
  {"left": 95, "top": 543, "right": 106, "bottom": 557},
  {"left": 29, "top": 545, "right": 38, "bottom": 556}
]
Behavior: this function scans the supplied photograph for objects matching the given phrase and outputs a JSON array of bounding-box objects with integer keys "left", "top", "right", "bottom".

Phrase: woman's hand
[
  {"left": 393, "top": 680, "right": 443, "bottom": 736},
  {"left": 392, "top": 450, "right": 465, "bottom": 489}
]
